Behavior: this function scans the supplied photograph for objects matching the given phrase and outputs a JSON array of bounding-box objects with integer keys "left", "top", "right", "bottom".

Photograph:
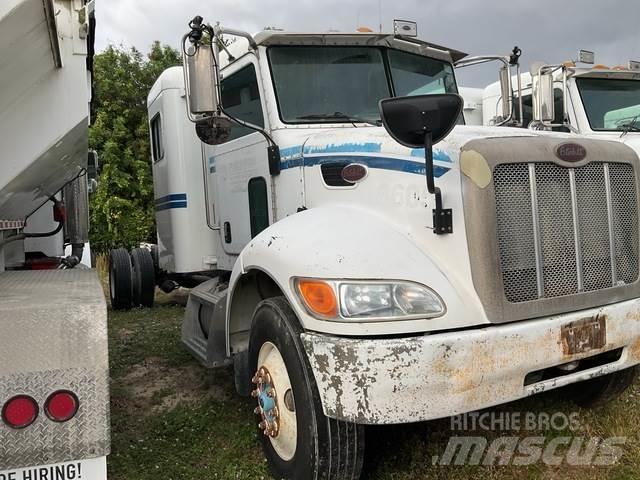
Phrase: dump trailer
[
  {"left": 111, "top": 16, "right": 640, "bottom": 479},
  {"left": 457, "top": 49, "right": 640, "bottom": 153},
  {"left": 0, "top": 1, "right": 108, "bottom": 478}
]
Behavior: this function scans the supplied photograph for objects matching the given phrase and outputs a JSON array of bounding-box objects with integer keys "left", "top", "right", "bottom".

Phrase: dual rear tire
[{"left": 108, "top": 247, "right": 155, "bottom": 310}]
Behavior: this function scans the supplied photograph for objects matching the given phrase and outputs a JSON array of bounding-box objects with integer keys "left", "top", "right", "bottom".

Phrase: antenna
[{"left": 378, "top": 0, "right": 382, "bottom": 33}]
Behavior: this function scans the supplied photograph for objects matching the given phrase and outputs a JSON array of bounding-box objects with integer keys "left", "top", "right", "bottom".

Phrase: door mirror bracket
[{"left": 379, "top": 94, "right": 463, "bottom": 234}]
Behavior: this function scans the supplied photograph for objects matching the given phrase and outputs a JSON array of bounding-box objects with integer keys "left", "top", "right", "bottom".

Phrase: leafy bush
[{"left": 89, "top": 42, "right": 181, "bottom": 253}]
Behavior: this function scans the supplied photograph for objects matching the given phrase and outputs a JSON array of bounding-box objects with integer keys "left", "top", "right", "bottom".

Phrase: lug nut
[
  {"left": 267, "top": 389, "right": 276, "bottom": 399},
  {"left": 254, "top": 407, "right": 261, "bottom": 415},
  {"left": 250, "top": 389, "right": 259, "bottom": 398},
  {"left": 258, "top": 421, "right": 266, "bottom": 430}
]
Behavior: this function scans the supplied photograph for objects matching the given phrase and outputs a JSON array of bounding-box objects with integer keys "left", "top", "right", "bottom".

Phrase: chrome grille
[{"left": 494, "top": 162, "right": 639, "bottom": 303}]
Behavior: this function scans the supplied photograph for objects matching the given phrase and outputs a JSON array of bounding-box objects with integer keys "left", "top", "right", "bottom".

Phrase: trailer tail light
[
  {"left": 2, "top": 395, "right": 38, "bottom": 429},
  {"left": 45, "top": 391, "right": 79, "bottom": 422}
]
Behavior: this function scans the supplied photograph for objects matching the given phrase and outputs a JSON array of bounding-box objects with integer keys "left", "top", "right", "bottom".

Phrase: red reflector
[
  {"left": 341, "top": 163, "right": 368, "bottom": 183},
  {"left": 45, "top": 391, "right": 79, "bottom": 422},
  {"left": 2, "top": 395, "right": 38, "bottom": 429}
]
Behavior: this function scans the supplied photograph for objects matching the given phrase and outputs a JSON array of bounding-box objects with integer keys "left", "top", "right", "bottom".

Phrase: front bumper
[{"left": 301, "top": 298, "right": 640, "bottom": 425}]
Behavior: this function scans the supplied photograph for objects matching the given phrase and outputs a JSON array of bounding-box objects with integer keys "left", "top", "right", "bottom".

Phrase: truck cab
[
  {"left": 460, "top": 52, "right": 640, "bottom": 154},
  {"left": 141, "top": 20, "right": 640, "bottom": 479}
]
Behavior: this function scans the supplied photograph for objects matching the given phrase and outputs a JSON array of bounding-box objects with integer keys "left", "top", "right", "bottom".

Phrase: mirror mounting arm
[{"left": 424, "top": 131, "right": 452, "bottom": 235}]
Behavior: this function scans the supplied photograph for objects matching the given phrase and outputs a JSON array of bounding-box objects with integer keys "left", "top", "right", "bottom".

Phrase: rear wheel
[
  {"left": 131, "top": 247, "right": 155, "bottom": 308},
  {"left": 566, "top": 366, "right": 638, "bottom": 408},
  {"left": 109, "top": 248, "right": 133, "bottom": 310},
  {"left": 248, "top": 297, "right": 365, "bottom": 480}
]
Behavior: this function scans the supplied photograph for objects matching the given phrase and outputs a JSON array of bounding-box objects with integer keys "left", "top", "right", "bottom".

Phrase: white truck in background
[
  {"left": 111, "top": 16, "right": 640, "bottom": 479},
  {"left": 0, "top": 1, "right": 108, "bottom": 478},
  {"left": 457, "top": 48, "right": 640, "bottom": 153}
]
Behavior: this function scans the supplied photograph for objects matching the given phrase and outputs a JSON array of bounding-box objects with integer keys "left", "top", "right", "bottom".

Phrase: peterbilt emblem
[{"left": 555, "top": 143, "right": 587, "bottom": 163}]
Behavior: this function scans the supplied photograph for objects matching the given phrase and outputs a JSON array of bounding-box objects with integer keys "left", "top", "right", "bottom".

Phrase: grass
[{"left": 107, "top": 302, "right": 640, "bottom": 479}]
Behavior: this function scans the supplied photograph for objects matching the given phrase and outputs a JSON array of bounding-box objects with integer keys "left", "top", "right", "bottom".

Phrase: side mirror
[
  {"left": 186, "top": 45, "right": 220, "bottom": 115},
  {"left": 379, "top": 94, "right": 462, "bottom": 234},
  {"left": 499, "top": 65, "right": 512, "bottom": 120},
  {"left": 533, "top": 71, "right": 555, "bottom": 123}
]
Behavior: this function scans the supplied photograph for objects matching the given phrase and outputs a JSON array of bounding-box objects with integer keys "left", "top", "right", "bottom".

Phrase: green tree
[{"left": 89, "top": 41, "right": 181, "bottom": 253}]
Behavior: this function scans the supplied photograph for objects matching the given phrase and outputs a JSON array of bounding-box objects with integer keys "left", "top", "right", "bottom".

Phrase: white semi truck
[
  {"left": 457, "top": 49, "right": 640, "bottom": 153},
  {"left": 0, "top": 1, "right": 108, "bottom": 478},
  {"left": 111, "top": 16, "right": 640, "bottom": 479}
]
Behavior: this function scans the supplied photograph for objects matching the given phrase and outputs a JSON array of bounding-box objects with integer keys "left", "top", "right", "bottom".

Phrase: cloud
[{"left": 95, "top": 0, "right": 640, "bottom": 85}]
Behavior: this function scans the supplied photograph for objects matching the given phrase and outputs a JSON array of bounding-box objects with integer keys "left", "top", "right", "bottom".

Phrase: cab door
[{"left": 209, "top": 56, "right": 271, "bottom": 255}]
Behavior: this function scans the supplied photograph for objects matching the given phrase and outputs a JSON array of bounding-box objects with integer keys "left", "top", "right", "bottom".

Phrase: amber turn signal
[{"left": 296, "top": 280, "right": 338, "bottom": 318}]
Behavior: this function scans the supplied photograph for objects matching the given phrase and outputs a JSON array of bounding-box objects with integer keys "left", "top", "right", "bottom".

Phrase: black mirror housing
[
  {"left": 379, "top": 94, "right": 463, "bottom": 235},
  {"left": 379, "top": 94, "right": 463, "bottom": 148}
]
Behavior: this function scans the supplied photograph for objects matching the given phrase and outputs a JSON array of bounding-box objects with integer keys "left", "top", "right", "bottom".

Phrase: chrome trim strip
[
  {"left": 569, "top": 168, "right": 584, "bottom": 292},
  {"left": 529, "top": 163, "right": 544, "bottom": 297},
  {"left": 604, "top": 163, "right": 618, "bottom": 285}
]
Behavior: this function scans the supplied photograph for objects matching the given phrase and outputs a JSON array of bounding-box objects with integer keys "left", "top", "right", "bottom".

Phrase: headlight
[{"left": 294, "top": 278, "right": 445, "bottom": 321}]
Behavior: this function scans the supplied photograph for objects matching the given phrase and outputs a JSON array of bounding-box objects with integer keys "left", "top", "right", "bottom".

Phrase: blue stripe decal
[
  {"left": 303, "top": 142, "right": 382, "bottom": 155},
  {"left": 155, "top": 193, "right": 187, "bottom": 205},
  {"left": 209, "top": 156, "right": 216, "bottom": 173},
  {"left": 411, "top": 148, "right": 452, "bottom": 163},
  {"left": 155, "top": 193, "right": 188, "bottom": 211},
  {"left": 155, "top": 201, "right": 187, "bottom": 211},
  {"left": 281, "top": 155, "right": 450, "bottom": 178}
]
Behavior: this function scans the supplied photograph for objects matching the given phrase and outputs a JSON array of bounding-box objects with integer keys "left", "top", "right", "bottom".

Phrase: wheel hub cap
[{"left": 252, "top": 366, "right": 280, "bottom": 437}]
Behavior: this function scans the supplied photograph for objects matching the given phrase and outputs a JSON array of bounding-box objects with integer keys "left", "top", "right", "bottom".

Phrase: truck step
[{"left": 181, "top": 278, "right": 231, "bottom": 369}]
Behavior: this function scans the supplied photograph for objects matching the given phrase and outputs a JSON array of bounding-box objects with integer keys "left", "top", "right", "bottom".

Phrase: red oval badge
[
  {"left": 341, "top": 163, "right": 368, "bottom": 183},
  {"left": 555, "top": 143, "right": 587, "bottom": 163}
]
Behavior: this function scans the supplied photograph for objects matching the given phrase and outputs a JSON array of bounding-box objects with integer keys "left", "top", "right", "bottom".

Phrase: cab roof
[{"left": 228, "top": 30, "right": 467, "bottom": 64}]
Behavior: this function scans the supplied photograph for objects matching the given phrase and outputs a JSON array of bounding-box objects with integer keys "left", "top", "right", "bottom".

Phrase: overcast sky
[{"left": 96, "top": 0, "right": 640, "bottom": 86}]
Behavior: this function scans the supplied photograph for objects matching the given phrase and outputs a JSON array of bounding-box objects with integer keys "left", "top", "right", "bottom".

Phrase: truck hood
[{"left": 585, "top": 132, "right": 640, "bottom": 157}]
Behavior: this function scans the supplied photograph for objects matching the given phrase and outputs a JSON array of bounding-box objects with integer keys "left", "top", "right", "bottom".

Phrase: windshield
[
  {"left": 268, "top": 46, "right": 458, "bottom": 124},
  {"left": 576, "top": 78, "right": 640, "bottom": 131}
]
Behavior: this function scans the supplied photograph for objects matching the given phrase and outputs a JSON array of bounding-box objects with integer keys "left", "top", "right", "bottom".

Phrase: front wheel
[{"left": 248, "top": 297, "right": 365, "bottom": 480}]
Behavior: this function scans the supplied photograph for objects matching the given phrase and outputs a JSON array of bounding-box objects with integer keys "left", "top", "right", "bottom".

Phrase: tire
[
  {"left": 149, "top": 244, "right": 160, "bottom": 275},
  {"left": 131, "top": 247, "right": 155, "bottom": 308},
  {"left": 109, "top": 248, "right": 133, "bottom": 310},
  {"left": 566, "top": 366, "right": 638, "bottom": 408},
  {"left": 248, "top": 297, "right": 365, "bottom": 480}
]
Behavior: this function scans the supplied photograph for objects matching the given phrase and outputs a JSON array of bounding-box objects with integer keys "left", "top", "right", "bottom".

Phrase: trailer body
[{"left": 0, "top": 1, "right": 108, "bottom": 478}]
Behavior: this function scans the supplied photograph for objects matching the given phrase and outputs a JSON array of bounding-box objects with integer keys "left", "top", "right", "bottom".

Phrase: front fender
[{"left": 227, "top": 205, "right": 483, "bottom": 336}]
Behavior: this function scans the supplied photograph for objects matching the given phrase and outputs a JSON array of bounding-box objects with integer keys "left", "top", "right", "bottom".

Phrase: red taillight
[
  {"left": 45, "top": 391, "right": 79, "bottom": 422},
  {"left": 2, "top": 395, "right": 38, "bottom": 429}
]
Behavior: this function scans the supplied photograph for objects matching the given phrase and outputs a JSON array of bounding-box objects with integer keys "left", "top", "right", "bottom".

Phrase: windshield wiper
[
  {"left": 296, "top": 112, "right": 381, "bottom": 126},
  {"left": 619, "top": 114, "right": 640, "bottom": 137}
]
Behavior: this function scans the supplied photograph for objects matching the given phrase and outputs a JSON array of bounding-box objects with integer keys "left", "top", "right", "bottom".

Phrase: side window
[
  {"left": 220, "top": 63, "right": 265, "bottom": 141},
  {"left": 150, "top": 114, "right": 164, "bottom": 162},
  {"left": 248, "top": 177, "right": 269, "bottom": 238}
]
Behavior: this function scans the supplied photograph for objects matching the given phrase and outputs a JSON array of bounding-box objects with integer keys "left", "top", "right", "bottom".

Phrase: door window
[{"left": 221, "top": 64, "right": 265, "bottom": 141}]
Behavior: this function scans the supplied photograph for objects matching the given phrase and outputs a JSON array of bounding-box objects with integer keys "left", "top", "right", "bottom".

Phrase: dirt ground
[{"left": 107, "top": 297, "right": 640, "bottom": 480}]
